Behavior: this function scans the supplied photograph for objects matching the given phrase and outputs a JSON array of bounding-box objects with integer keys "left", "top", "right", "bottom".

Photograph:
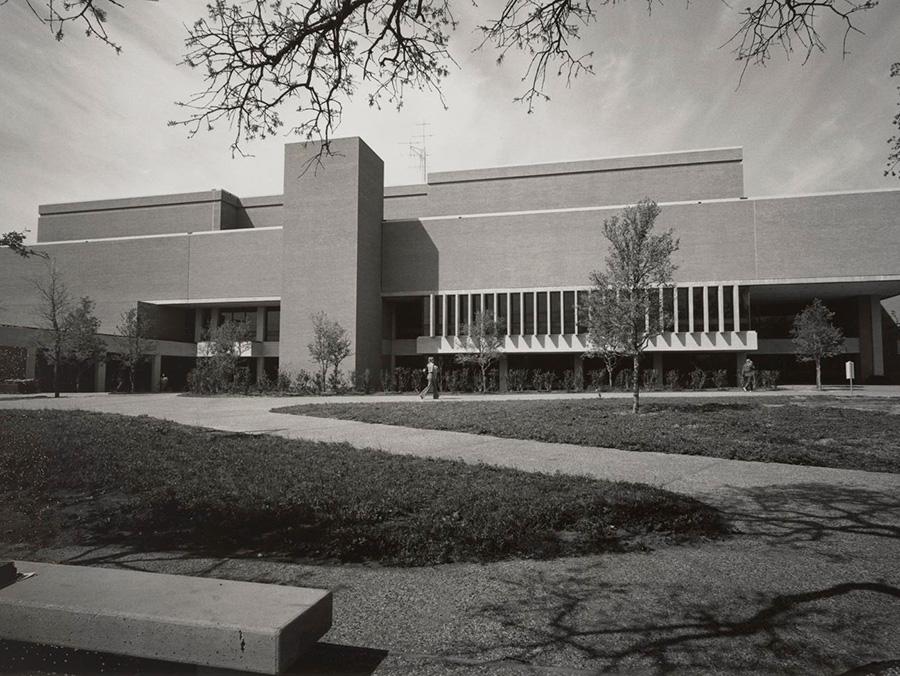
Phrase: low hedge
[{"left": 0, "top": 410, "right": 726, "bottom": 565}]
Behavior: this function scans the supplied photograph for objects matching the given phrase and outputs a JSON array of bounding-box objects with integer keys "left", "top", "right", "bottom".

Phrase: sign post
[{"left": 845, "top": 360, "right": 855, "bottom": 393}]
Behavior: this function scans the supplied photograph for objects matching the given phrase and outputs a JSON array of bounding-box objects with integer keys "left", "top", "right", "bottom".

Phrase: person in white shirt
[{"left": 419, "top": 356, "right": 439, "bottom": 399}]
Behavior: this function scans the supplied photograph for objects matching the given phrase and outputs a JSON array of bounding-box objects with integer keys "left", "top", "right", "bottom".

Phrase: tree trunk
[
  {"left": 816, "top": 358, "right": 822, "bottom": 391},
  {"left": 632, "top": 354, "right": 640, "bottom": 414},
  {"left": 53, "top": 360, "right": 60, "bottom": 399},
  {"left": 129, "top": 367, "right": 135, "bottom": 394},
  {"left": 606, "top": 366, "right": 614, "bottom": 392},
  {"left": 481, "top": 364, "right": 487, "bottom": 393}
]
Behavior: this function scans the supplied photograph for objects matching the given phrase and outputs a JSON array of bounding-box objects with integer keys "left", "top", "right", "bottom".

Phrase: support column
[
  {"left": 94, "top": 360, "right": 107, "bottom": 393},
  {"left": 498, "top": 355, "right": 509, "bottom": 392},
  {"left": 194, "top": 310, "right": 204, "bottom": 342},
  {"left": 687, "top": 286, "right": 694, "bottom": 332},
  {"left": 25, "top": 346, "right": 37, "bottom": 380},
  {"left": 428, "top": 294, "right": 435, "bottom": 336},
  {"left": 256, "top": 357, "right": 265, "bottom": 384},
  {"left": 653, "top": 352, "right": 663, "bottom": 376},
  {"left": 703, "top": 287, "right": 710, "bottom": 332},
  {"left": 150, "top": 354, "right": 162, "bottom": 393},
  {"left": 574, "top": 354, "right": 584, "bottom": 390},
  {"left": 717, "top": 286, "right": 725, "bottom": 333},
  {"left": 733, "top": 285, "right": 741, "bottom": 331},
  {"left": 859, "top": 295, "right": 885, "bottom": 381}
]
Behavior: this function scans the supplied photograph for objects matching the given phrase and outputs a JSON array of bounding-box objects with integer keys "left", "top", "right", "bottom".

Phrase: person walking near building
[
  {"left": 419, "top": 356, "right": 439, "bottom": 399},
  {"left": 741, "top": 358, "right": 757, "bottom": 392}
]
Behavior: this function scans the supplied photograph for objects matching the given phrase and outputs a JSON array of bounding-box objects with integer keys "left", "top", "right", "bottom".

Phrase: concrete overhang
[{"left": 745, "top": 276, "right": 900, "bottom": 302}]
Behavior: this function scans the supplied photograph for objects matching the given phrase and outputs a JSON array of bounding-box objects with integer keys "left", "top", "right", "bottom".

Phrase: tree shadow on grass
[
  {"left": 441, "top": 564, "right": 900, "bottom": 675},
  {"left": 708, "top": 482, "right": 900, "bottom": 563}
]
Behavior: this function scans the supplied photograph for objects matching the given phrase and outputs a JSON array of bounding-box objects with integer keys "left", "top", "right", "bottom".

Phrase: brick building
[{"left": 1, "top": 137, "right": 898, "bottom": 391}]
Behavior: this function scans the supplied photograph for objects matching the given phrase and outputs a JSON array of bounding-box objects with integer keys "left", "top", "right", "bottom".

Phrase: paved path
[{"left": 1, "top": 391, "right": 897, "bottom": 499}]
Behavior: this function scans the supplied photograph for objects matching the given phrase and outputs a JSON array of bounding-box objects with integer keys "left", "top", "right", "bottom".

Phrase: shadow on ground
[
  {"left": 710, "top": 482, "right": 900, "bottom": 562},
  {"left": 0, "top": 640, "right": 388, "bottom": 675}
]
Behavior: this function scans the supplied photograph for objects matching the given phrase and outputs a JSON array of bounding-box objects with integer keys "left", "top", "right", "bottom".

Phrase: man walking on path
[
  {"left": 419, "top": 357, "right": 439, "bottom": 399},
  {"left": 741, "top": 358, "right": 757, "bottom": 392}
]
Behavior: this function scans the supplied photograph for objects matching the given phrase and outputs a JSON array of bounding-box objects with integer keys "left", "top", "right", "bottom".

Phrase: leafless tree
[
  {"left": 6, "top": 1, "right": 888, "bottom": 162},
  {"left": 33, "top": 259, "right": 71, "bottom": 398}
]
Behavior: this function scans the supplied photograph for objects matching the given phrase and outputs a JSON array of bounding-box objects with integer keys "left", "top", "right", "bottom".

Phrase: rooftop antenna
[{"left": 399, "top": 122, "right": 433, "bottom": 183}]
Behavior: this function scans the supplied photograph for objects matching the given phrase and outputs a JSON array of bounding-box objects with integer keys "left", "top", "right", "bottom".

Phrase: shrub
[
  {"left": 293, "top": 370, "right": 315, "bottom": 394},
  {"left": 532, "top": 369, "right": 555, "bottom": 392},
  {"left": 713, "top": 369, "right": 728, "bottom": 390},
  {"left": 760, "top": 369, "right": 780, "bottom": 390},
  {"left": 256, "top": 371, "right": 273, "bottom": 393},
  {"left": 562, "top": 369, "right": 576, "bottom": 392},
  {"left": 689, "top": 367, "right": 707, "bottom": 391},
  {"left": 588, "top": 369, "right": 607, "bottom": 391},
  {"left": 507, "top": 368, "right": 530, "bottom": 392},
  {"left": 379, "top": 368, "right": 393, "bottom": 392},
  {"left": 277, "top": 370, "right": 293, "bottom": 392},
  {"left": 614, "top": 369, "right": 632, "bottom": 391},
  {"left": 642, "top": 368, "right": 659, "bottom": 391},
  {"left": 665, "top": 369, "right": 681, "bottom": 391}
]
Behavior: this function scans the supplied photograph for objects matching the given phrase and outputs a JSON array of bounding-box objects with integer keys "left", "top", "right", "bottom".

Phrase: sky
[{"left": 1, "top": 1, "right": 899, "bottom": 242}]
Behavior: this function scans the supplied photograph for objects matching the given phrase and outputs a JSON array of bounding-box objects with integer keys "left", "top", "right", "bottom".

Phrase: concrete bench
[{"left": 0, "top": 561, "right": 332, "bottom": 674}]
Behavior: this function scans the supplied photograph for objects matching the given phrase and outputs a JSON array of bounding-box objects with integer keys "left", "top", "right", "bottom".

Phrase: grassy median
[
  {"left": 274, "top": 397, "right": 900, "bottom": 473},
  {"left": 0, "top": 410, "right": 726, "bottom": 565}
]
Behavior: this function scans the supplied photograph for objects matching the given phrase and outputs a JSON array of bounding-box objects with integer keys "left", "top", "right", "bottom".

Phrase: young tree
[
  {"left": 585, "top": 199, "right": 679, "bottom": 413},
  {"left": 307, "top": 311, "right": 352, "bottom": 393},
  {"left": 33, "top": 261, "right": 71, "bottom": 398},
  {"left": 195, "top": 319, "right": 254, "bottom": 393},
  {"left": 580, "top": 289, "right": 624, "bottom": 391},
  {"left": 456, "top": 311, "right": 505, "bottom": 393},
  {"left": 116, "top": 307, "right": 155, "bottom": 393},
  {"left": 8, "top": 2, "right": 888, "bottom": 165},
  {"left": 791, "top": 298, "right": 845, "bottom": 391},
  {"left": 62, "top": 297, "right": 105, "bottom": 392}
]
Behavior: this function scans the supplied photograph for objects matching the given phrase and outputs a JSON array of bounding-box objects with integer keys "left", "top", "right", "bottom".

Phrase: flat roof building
[{"left": 2, "top": 137, "right": 899, "bottom": 391}]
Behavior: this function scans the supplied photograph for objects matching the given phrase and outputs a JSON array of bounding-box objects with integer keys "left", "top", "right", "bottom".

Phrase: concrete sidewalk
[{"left": 1, "top": 392, "right": 897, "bottom": 499}]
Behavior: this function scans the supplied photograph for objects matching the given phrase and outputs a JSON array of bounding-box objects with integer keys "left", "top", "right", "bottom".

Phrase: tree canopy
[
  {"left": 585, "top": 198, "right": 678, "bottom": 413},
  {"left": 7, "top": 0, "right": 895, "bottom": 169}
]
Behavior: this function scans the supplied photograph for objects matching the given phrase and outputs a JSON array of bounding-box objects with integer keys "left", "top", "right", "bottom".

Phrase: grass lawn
[
  {"left": 0, "top": 410, "right": 725, "bottom": 565},
  {"left": 274, "top": 397, "right": 900, "bottom": 474}
]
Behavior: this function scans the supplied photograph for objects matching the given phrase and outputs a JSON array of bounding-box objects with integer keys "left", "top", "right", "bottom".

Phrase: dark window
[
  {"left": 723, "top": 286, "right": 734, "bottom": 331},
  {"left": 550, "top": 291, "right": 561, "bottom": 334},
  {"left": 510, "top": 293, "right": 521, "bottom": 335},
  {"left": 485, "top": 294, "right": 495, "bottom": 320},
  {"left": 524, "top": 293, "right": 535, "bottom": 334},
  {"left": 707, "top": 287, "right": 719, "bottom": 331},
  {"left": 563, "top": 291, "right": 576, "bottom": 334},
  {"left": 265, "top": 309, "right": 280, "bottom": 341},
  {"left": 662, "top": 287, "right": 675, "bottom": 331},
  {"left": 446, "top": 294, "right": 456, "bottom": 336},
  {"left": 497, "top": 294, "right": 508, "bottom": 332},
  {"left": 219, "top": 308, "right": 257, "bottom": 335},
  {"left": 676, "top": 288, "right": 689, "bottom": 332},
  {"left": 692, "top": 287, "right": 704, "bottom": 332},
  {"left": 537, "top": 292, "right": 548, "bottom": 335},
  {"left": 472, "top": 294, "right": 482, "bottom": 321},
  {"left": 459, "top": 295, "right": 469, "bottom": 331},
  {"left": 740, "top": 288, "right": 751, "bottom": 331},
  {"left": 433, "top": 295, "right": 443, "bottom": 336}
]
